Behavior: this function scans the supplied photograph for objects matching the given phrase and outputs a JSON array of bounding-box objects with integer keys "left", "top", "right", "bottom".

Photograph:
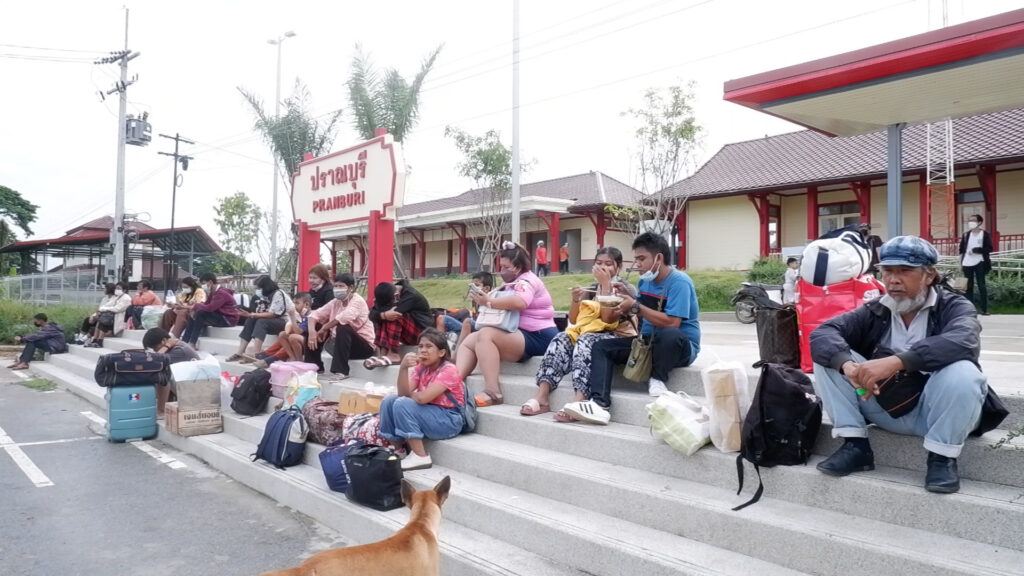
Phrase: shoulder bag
[
  {"left": 622, "top": 291, "right": 665, "bottom": 383},
  {"left": 474, "top": 281, "right": 521, "bottom": 332}
]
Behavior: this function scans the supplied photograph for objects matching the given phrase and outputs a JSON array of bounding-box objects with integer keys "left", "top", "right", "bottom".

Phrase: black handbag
[
  {"left": 753, "top": 306, "right": 800, "bottom": 368},
  {"left": 874, "top": 370, "right": 928, "bottom": 418},
  {"left": 344, "top": 445, "right": 404, "bottom": 511},
  {"left": 94, "top": 349, "right": 172, "bottom": 388},
  {"left": 97, "top": 311, "right": 116, "bottom": 327}
]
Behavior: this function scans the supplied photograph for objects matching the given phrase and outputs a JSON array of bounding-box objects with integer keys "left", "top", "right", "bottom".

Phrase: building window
[
  {"left": 818, "top": 202, "right": 860, "bottom": 235},
  {"left": 768, "top": 204, "right": 781, "bottom": 251}
]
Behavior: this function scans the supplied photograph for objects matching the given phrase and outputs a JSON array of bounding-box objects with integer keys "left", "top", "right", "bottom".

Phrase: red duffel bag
[{"left": 795, "top": 275, "right": 885, "bottom": 373}]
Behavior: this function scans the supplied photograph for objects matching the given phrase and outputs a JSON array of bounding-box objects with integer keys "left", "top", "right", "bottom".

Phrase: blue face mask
[{"left": 639, "top": 257, "right": 662, "bottom": 282}]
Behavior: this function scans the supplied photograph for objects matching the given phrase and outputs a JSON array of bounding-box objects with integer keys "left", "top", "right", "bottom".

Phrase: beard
[{"left": 881, "top": 289, "right": 929, "bottom": 315}]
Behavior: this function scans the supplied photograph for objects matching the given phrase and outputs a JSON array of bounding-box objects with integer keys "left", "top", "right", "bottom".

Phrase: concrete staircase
[{"left": 30, "top": 325, "right": 1024, "bottom": 576}]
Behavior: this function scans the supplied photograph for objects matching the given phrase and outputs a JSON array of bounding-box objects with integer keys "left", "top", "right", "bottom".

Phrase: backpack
[
  {"left": 252, "top": 405, "right": 308, "bottom": 469},
  {"left": 230, "top": 369, "right": 272, "bottom": 416},
  {"left": 733, "top": 363, "right": 822, "bottom": 511},
  {"left": 319, "top": 439, "right": 365, "bottom": 493},
  {"left": 444, "top": 380, "right": 478, "bottom": 434},
  {"left": 800, "top": 229, "right": 871, "bottom": 286}
]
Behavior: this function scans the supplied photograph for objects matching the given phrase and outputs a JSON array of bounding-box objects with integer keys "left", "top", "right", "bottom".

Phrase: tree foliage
[
  {"left": 213, "top": 192, "right": 262, "bottom": 271},
  {"left": 347, "top": 44, "right": 444, "bottom": 142},
  {"left": 192, "top": 252, "right": 256, "bottom": 277},
  {"left": 446, "top": 127, "right": 525, "bottom": 270},
  {"left": 619, "top": 82, "right": 704, "bottom": 236},
  {"left": 0, "top": 185, "right": 38, "bottom": 237}
]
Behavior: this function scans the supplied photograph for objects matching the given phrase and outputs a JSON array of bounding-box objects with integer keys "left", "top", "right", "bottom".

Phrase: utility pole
[
  {"left": 267, "top": 30, "right": 296, "bottom": 280},
  {"left": 95, "top": 9, "right": 141, "bottom": 283},
  {"left": 510, "top": 0, "right": 521, "bottom": 244},
  {"left": 158, "top": 133, "right": 194, "bottom": 290}
]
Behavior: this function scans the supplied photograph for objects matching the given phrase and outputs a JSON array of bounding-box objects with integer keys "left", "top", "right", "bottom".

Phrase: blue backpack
[
  {"left": 252, "top": 406, "right": 308, "bottom": 469},
  {"left": 319, "top": 439, "right": 365, "bottom": 492}
]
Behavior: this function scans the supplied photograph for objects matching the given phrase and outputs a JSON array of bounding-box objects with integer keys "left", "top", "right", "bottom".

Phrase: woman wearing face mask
[
  {"left": 226, "top": 275, "right": 292, "bottom": 362},
  {"left": 458, "top": 242, "right": 557, "bottom": 406},
  {"left": 959, "top": 214, "right": 993, "bottom": 316},
  {"left": 80, "top": 282, "right": 132, "bottom": 348},
  {"left": 521, "top": 247, "right": 638, "bottom": 421},
  {"left": 160, "top": 276, "right": 206, "bottom": 338},
  {"left": 182, "top": 272, "right": 239, "bottom": 348},
  {"left": 307, "top": 264, "right": 334, "bottom": 310},
  {"left": 305, "top": 273, "right": 375, "bottom": 379}
]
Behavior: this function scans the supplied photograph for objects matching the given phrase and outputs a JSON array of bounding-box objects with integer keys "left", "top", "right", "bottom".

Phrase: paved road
[{"left": 0, "top": 370, "right": 349, "bottom": 576}]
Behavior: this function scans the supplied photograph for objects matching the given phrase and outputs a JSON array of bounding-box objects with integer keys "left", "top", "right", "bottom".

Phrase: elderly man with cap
[{"left": 810, "top": 235, "right": 988, "bottom": 494}]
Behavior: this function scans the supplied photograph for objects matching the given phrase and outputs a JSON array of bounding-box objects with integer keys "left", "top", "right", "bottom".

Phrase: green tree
[
  {"left": 617, "top": 82, "right": 704, "bottom": 236},
  {"left": 192, "top": 252, "right": 256, "bottom": 277},
  {"left": 446, "top": 127, "right": 528, "bottom": 270},
  {"left": 0, "top": 185, "right": 39, "bottom": 274},
  {"left": 347, "top": 43, "right": 444, "bottom": 142},
  {"left": 213, "top": 192, "right": 262, "bottom": 271}
]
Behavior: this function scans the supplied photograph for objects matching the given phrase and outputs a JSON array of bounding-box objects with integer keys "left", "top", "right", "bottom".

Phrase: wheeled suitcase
[{"left": 105, "top": 384, "right": 158, "bottom": 442}]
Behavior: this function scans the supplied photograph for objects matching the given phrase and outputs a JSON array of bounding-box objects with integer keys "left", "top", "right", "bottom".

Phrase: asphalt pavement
[{"left": 0, "top": 370, "right": 350, "bottom": 576}]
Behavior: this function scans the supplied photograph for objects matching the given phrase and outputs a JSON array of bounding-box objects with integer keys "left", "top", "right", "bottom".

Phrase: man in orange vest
[{"left": 535, "top": 240, "right": 549, "bottom": 277}]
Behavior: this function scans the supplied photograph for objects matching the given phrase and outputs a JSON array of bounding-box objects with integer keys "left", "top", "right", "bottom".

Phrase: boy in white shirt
[{"left": 783, "top": 257, "right": 800, "bottom": 304}]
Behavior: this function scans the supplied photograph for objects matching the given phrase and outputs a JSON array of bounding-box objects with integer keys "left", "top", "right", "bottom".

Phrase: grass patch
[
  {"left": 403, "top": 270, "right": 744, "bottom": 313},
  {"left": 20, "top": 378, "right": 56, "bottom": 392},
  {"left": 0, "top": 301, "right": 93, "bottom": 344}
]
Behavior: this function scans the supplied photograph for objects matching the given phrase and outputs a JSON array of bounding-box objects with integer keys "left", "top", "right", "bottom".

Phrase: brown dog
[{"left": 261, "top": 476, "right": 451, "bottom": 576}]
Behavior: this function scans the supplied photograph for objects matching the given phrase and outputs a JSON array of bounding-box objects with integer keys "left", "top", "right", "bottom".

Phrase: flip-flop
[
  {"left": 475, "top": 391, "right": 504, "bottom": 407},
  {"left": 363, "top": 356, "right": 394, "bottom": 370},
  {"left": 11, "top": 364, "right": 29, "bottom": 371},
  {"left": 553, "top": 410, "right": 577, "bottom": 423},
  {"left": 520, "top": 398, "right": 550, "bottom": 416}
]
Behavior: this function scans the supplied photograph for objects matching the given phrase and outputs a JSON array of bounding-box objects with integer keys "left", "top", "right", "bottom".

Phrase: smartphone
[{"left": 468, "top": 283, "right": 483, "bottom": 295}]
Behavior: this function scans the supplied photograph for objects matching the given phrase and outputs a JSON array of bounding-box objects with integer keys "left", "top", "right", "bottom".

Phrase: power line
[{"left": 0, "top": 43, "right": 107, "bottom": 54}]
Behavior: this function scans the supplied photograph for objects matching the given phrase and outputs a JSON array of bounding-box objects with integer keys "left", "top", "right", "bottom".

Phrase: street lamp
[{"left": 267, "top": 30, "right": 296, "bottom": 281}]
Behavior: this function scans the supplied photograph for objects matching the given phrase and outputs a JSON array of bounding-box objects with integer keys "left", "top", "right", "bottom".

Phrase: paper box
[
  {"left": 337, "top": 390, "right": 385, "bottom": 415},
  {"left": 166, "top": 402, "right": 223, "bottom": 437},
  {"left": 175, "top": 378, "right": 221, "bottom": 411}
]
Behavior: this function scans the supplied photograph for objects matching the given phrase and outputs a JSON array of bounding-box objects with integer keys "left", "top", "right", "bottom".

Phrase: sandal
[
  {"left": 520, "top": 398, "right": 550, "bottom": 416},
  {"left": 10, "top": 363, "right": 30, "bottom": 371},
  {"left": 363, "top": 356, "right": 395, "bottom": 370},
  {"left": 553, "top": 410, "right": 578, "bottom": 423},
  {"left": 474, "top": 390, "right": 504, "bottom": 407}
]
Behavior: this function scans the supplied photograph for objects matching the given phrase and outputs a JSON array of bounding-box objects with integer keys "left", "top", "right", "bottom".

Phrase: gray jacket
[{"left": 809, "top": 287, "right": 981, "bottom": 373}]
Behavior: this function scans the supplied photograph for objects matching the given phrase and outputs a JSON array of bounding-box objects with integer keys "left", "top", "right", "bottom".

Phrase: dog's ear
[
  {"left": 401, "top": 478, "right": 417, "bottom": 508},
  {"left": 433, "top": 475, "right": 451, "bottom": 506}
]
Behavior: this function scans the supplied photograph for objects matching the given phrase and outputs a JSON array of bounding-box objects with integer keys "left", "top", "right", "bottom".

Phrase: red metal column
[
  {"left": 550, "top": 212, "right": 560, "bottom": 257},
  {"left": 978, "top": 164, "right": 999, "bottom": 248},
  {"left": 447, "top": 223, "right": 469, "bottom": 274},
  {"left": 852, "top": 181, "right": 871, "bottom": 223},
  {"left": 747, "top": 194, "right": 769, "bottom": 258},
  {"left": 367, "top": 210, "right": 394, "bottom": 307},
  {"left": 918, "top": 177, "right": 931, "bottom": 241},
  {"left": 446, "top": 239, "right": 453, "bottom": 274},
  {"left": 806, "top": 186, "right": 819, "bottom": 240},
  {"left": 674, "top": 206, "right": 687, "bottom": 269},
  {"left": 296, "top": 221, "right": 321, "bottom": 292},
  {"left": 586, "top": 210, "right": 607, "bottom": 248}
]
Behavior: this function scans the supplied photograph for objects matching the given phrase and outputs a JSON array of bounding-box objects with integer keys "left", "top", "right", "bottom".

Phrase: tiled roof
[
  {"left": 663, "top": 107, "right": 1024, "bottom": 199},
  {"left": 66, "top": 215, "right": 155, "bottom": 237},
  {"left": 399, "top": 171, "right": 640, "bottom": 217}
]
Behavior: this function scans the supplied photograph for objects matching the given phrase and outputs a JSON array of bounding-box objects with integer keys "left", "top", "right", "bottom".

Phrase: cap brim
[{"left": 878, "top": 259, "right": 925, "bottom": 267}]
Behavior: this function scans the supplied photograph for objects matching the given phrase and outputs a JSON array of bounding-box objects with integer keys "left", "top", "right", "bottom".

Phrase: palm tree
[{"left": 347, "top": 43, "right": 444, "bottom": 142}]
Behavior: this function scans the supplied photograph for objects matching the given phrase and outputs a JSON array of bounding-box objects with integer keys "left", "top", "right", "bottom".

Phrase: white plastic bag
[
  {"left": 646, "top": 392, "right": 710, "bottom": 456},
  {"left": 700, "top": 361, "right": 752, "bottom": 453},
  {"left": 170, "top": 353, "right": 221, "bottom": 382},
  {"left": 283, "top": 371, "right": 322, "bottom": 410}
]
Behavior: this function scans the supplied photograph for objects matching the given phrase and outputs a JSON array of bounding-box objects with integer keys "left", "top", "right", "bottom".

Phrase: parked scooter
[{"left": 730, "top": 282, "right": 784, "bottom": 324}]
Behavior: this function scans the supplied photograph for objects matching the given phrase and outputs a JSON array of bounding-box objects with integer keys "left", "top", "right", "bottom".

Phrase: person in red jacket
[
  {"left": 535, "top": 240, "right": 548, "bottom": 277},
  {"left": 181, "top": 272, "right": 239, "bottom": 348}
]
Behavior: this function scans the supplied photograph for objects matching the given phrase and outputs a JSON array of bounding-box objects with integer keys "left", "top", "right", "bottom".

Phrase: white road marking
[
  {"left": 0, "top": 424, "right": 54, "bottom": 488},
  {"left": 14, "top": 436, "right": 103, "bottom": 448},
  {"left": 10, "top": 370, "right": 28, "bottom": 380},
  {"left": 80, "top": 411, "right": 107, "bottom": 426},
  {"left": 129, "top": 440, "right": 187, "bottom": 470},
  {"left": 981, "top": 350, "right": 1024, "bottom": 357}
]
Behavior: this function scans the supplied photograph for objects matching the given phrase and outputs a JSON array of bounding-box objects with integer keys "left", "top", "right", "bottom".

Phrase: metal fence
[{"left": 0, "top": 270, "right": 104, "bottom": 306}]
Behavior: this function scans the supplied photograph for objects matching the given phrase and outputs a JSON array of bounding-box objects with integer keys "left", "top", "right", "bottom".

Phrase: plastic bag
[
  {"left": 283, "top": 371, "right": 322, "bottom": 410},
  {"left": 140, "top": 305, "right": 166, "bottom": 330},
  {"left": 646, "top": 392, "right": 710, "bottom": 456},
  {"left": 700, "top": 361, "right": 751, "bottom": 453},
  {"left": 170, "top": 353, "right": 221, "bottom": 382}
]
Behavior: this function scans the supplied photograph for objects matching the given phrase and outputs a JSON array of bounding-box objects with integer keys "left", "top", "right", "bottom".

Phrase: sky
[{"left": 2, "top": 0, "right": 1022, "bottom": 254}]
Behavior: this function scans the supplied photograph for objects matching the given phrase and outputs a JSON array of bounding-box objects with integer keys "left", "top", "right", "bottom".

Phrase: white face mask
[
  {"left": 182, "top": 287, "right": 192, "bottom": 294},
  {"left": 638, "top": 257, "right": 662, "bottom": 282},
  {"left": 967, "top": 221, "right": 979, "bottom": 230},
  {"left": 114, "top": 289, "right": 124, "bottom": 296}
]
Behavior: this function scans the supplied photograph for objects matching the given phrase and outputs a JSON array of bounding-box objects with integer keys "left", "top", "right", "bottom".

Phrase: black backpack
[
  {"left": 733, "top": 363, "right": 822, "bottom": 511},
  {"left": 230, "top": 369, "right": 272, "bottom": 416},
  {"left": 252, "top": 405, "right": 308, "bottom": 469}
]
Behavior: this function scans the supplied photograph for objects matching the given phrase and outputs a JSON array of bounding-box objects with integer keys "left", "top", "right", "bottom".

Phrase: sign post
[{"left": 291, "top": 132, "right": 405, "bottom": 306}]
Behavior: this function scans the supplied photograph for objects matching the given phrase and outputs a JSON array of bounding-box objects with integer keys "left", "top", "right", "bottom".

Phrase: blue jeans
[
  {"left": 378, "top": 395, "right": 462, "bottom": 442},
  {"left": 441, "top": 315, "right": 463, "bottom": 333},
  {"left": 586, "top": 327, "right": 694, "bottom": 408},
  {"left": 813, "top": 351, "right": 987, "bottom": 458},
  {"left": 181, "top": 310, "right": 232, "bottom": 345}
]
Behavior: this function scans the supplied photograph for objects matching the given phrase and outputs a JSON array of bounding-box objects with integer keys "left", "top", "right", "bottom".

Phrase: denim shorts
[{"left": 521, "top": 326, "right": 559, "bottom": 361}]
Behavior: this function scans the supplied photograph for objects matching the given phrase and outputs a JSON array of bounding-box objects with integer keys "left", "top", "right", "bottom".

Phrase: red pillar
[
  {"left": 674, "top": 207, "right": 687, "bottom": 269},
  {"left": 296, "top": 221, "right": 321, "bottom": 292},
  {"left": 447, "top": 223, "right": 469, "bottom": 274},
  {"left": 550, "top": 212, "right": 560, "bottom": 258},
  {"left": 408, "top": 229, "right": 426, "bottom": 279},
  {"left": 918, "top": 177, "right": 931, "bottom": 241},
  {"left": 852, "top": 181, "right": 871, "bottom": 223},
  {"left": 367, "top": 210, "right": 394, "bottom": 307},
  {"left": 978, "top": 165, "right": 999, "bottom": 249},
  {"left": 587, "top": 211, "right": 607, "bottom": 248},
  {"left": 446, "top": 239, "right": 453, "bottom": 274},
  {"left": 806, "top": 186, "right": 819, "bottom": 241},
  {"left": 748, "top": 194, "right": 769, "bottom": 258}
]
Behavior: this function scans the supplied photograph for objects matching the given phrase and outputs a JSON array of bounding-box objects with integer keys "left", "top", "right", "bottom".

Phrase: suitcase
[{"left": 105, "top": 384, "right": 158, "bottom": 442}]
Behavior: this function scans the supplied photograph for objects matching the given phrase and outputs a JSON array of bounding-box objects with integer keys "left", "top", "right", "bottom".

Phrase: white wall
[{"left": 687, "top": 196, "right": 760, "bottom": 270}]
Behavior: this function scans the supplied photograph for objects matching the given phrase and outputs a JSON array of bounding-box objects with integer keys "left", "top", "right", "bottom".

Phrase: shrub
[
  {"left": 747, "top": 258, "right": 788, "bottom": 285},
  {"left": 0, "top": 301, "right": 94, "bottom": 344},
  {"left": 987, "top": 273, "right": 1024, "bottom": 309}
]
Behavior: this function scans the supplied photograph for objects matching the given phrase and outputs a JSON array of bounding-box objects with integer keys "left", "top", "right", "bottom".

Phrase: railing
[
  {"left": 999, "top": 233, "right": 1024, "bottom": 252},
  {"left": 0, "top": 271, "right": 104, "bottom": 306}
]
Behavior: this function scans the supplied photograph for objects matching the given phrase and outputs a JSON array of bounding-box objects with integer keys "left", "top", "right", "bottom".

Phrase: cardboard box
[
  {"left": 175, "top": 378, "right": 221, "bottom": 411},
  {"left": 337, "top": 390, "right": 385, "bottom": 415},
  {"left": 166, "top": 402, "right": 223, "bottom": 437}
]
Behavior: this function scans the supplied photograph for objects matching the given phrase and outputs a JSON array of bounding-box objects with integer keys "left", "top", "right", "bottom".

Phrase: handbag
[
  {"left": 94, "top": 349, "right": 172, "bottom": 388},
  {"left": 474, "top": 282, "right": 521, "bottom": 332},
  {"left": 874, "top": 370, "right": 928, "bottom": 418},
  {"left": 622, "top": 293, "right": 663, "bottom": 383},
  {"left": 344, "top": 444, "right": 404, "bottom": 511},
  {"left": 98, "top": 311, "right": 116, "bottom": 326},
  {"left": 319, "top": 439, "right": 364, "bottom": 492}
]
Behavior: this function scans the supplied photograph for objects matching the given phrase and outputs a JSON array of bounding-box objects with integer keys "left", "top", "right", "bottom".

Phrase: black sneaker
[
  {"left": 816, "top": 440, "right": 875, "bottom": 476},
  {"left": 925, "top": 452, "right": 960, "bottom": 494}
]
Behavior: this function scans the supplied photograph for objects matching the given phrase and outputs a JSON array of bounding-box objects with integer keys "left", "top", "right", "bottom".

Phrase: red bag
[{"left": 795, "top": 276, "right": 885, "bottom": 373}]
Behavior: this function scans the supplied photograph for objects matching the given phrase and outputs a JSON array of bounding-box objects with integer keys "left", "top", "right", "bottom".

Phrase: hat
[
  {"left": 537, "top": 240, "right": 544, "bottom": 245},
  {"left": 878, "top": 236, "right": 938, "bottom": 268}
]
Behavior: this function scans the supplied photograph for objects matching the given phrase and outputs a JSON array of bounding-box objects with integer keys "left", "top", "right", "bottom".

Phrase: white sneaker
[
  {"left": 648, "top": 378, "right": 668, "bottom": 397},
  {"left": 561, "top": 400, "right": 611, "bottom": 425},
  {"left": 401, "top": 452, "right": 433, "bottom": 471}
]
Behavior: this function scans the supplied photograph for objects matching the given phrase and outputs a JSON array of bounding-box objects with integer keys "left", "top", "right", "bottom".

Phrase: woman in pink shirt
[
  {"left": 305, "top": 273, "right": 375, "bottom": 380},
  {"left": 457, "top": 242, "right": 556, "bottom": 406}
]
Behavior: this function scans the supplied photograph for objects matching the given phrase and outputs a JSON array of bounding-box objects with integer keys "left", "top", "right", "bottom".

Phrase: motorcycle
[{"left": 730, "top": 282, "right": 784, "bottom": 324}]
